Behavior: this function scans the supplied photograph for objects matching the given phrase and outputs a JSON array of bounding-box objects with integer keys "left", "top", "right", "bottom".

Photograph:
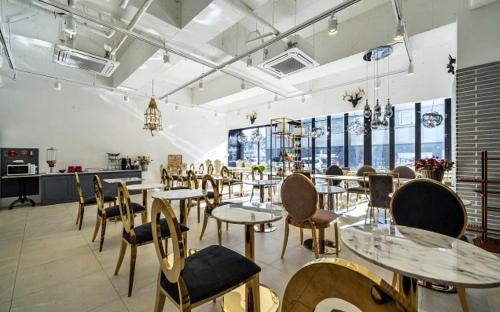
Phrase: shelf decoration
[
  {"left": 46, "top": 147, "right": 57, "bottom": 173},
  {"left": 415, "top": 156, "right": 454, "bottom": 182},
  {"left": 136, "top": 155, "right": 152, "bottom": 171},
  {"left": 246, "top": 111, "right": 257, "bottom": 124}
]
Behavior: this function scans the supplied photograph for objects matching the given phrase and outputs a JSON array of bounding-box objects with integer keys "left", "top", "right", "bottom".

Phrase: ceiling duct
[{"left": 53, "top": 44, "right": 120, "bottom": 77}]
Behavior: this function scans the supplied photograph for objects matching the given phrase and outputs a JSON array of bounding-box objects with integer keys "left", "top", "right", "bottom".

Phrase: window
[
  {"left": 314, "top": 117, "right": 328, "bottom": 173},
  {"left": 372, "top": 125, "right": 390, "bottom": 170},
  {"left": 330, "top": 114, "right": 344, "bottom": 167},
  {"left": 421, "top": 99, "right": 445, "bottom": 159},
  {"left": 228, "top": 130, "right": 239, "bottom": 167},
  {"left": 395, "top": 103, "right": 416, "bottom": 167},
  {"left": 301, "top": 119, "right": 312, "bottom": 170},
  {"left": 348, "top": 112, "right": 364, "bottom": 169},
  {"left": 241, "top": 128, "right": 258, "bottom": 164}
]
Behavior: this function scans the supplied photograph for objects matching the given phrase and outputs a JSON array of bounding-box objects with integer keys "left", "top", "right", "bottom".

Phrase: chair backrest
[
  {"left": 281, "top": 174, "right": 318, "bottom": 223},
  {"left": 202, "top": 175, "right": 220, "bottom": 213},
  {"left": 74, "top": 172, "right": 84, "bottom": 204},
  {"left": 368, "top": 174, "right": 394, "bottom": 208},
  {"left": 392, "top": 166, "right": 416, "bottom": 179},
  {"left": 282, "top": 258, "right": 414, "bottom": 312},
  {"left": 220, "top": 166, "right": 230, "bottom": 178},
  {"left": 186, "top": 170, "right": 199, "bottom": 189},
  {"left": 151, "top": 198, "right": 185, "bottom": 289},
  {"left": 356, "top": 165, "right": 376, "bottom": 187},
  {"left": 207, "top": 163, "right": 214, "bottom": 175},
  {"left": 93, "top": 175, "right": 105, "bottom": 213},
  {"left": 251, "top": 166, "right": 263, "bottom": 180},
  {"left": 198, "top": 163, "right": 205, "bottom": 174},
  {"left": 189, "top": 163, "right": 195, "bottom": 172},
  {"left": 118, "top": 182, "right": 135, "bottom": 235},
  {"left": 390, "top": 179, "right": 467, "bottom": 238},
  {"left": 161, "top": 168, "right": 174, "bottom": 190},
  {"left": 296, "top": 171, "right": 312, "bottom": 180},
  {"left": 325, "top": 165, "right": 343, "bottom": 186}
]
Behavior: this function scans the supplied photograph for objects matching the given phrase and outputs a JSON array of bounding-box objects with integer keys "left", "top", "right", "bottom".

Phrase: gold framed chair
[
  {"left": 151, "top": 198, "right": 261, "bottom": 312},
  {"left": 91, "top": 175, "right": 146, "bottom": 252},
  {"left": 391, "top": 165, "right": 416, "bottom": 179},
  {"left": 346, "top": 165, "right": 376, "bottom": 209},
  {"left": 161, "top": 168, "right": 188, "bottom": 191},
  {"left": 199, "top": 175, "right": 223, "bottom": 245},
  {"left": 114, "top": 182, "right": 189, "bottom": 297},
  {"left": 207, "top": 163, "right": 214, "bottom": 176},
  {"left": 185, "top": 170, "right": 201, "bottom": 223},
  {"left": 198, "top": 163, "right": 205, "bottom": 175},
  {"left": 188, "top": 163, "right": 195, "bottom": 172},
  {"left": 250, "top": 166, "right": 271, "bottom": 202},
  {"left": 220, "top": 166, "right": 242, "bottom": 198},
  {"left": 74, "top": 172, "right": 116, "bottom": 230},
  {"left": 282, "top": 258, "right": 414, "bottom": 312},
  {"left": 280, "top": 174, "right": 339, "bottom": 259},
  {"left": 365, "top": 174, "right": 394, "bottom": 224}
]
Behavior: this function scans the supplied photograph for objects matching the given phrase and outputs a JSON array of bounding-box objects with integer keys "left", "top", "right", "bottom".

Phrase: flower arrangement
[
  {"left": 294, "top": 161, "right": 304, "bottom": 170},
  {"left": 415, "top": 156, "right": 454, "bottom": 182},
  {"left": 136, "top": 155, "right": 152, "bottom": 165},
  {"left": 252, "top": 163, "right": 267, "bottom": 172},
  {"left": 246, "top": 111, "right": 257, "bottom": 124}
]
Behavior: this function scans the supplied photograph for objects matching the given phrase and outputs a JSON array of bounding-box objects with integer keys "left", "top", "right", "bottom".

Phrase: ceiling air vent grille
[
  {"left": 258, "top": 47, "right": 318, "bottom": 78},
  {"left": 53, "top": 44, "right": 120, "bottom": 77}
]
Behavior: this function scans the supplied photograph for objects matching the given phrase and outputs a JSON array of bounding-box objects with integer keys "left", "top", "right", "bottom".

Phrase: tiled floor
[{"left": 1, "top": 192, "right": 499, "bottom": 312}]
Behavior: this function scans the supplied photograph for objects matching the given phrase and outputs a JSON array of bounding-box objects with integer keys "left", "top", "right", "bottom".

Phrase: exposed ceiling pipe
[
  {"left": 158, "top": 0, "right": 362, "bottom": 100},
  {"left": 0, "top": 28, "right": 15, "bottom": 70},
  {"left": 224, "top": 0, "right": 280, "bottom": 35},
  {"left": 391, "top": 0, "right": 412, "bottom": 65},
  {"left": 110, "top": 0, "right": 153, "bottom": 57},
  {"left": 246, "top": 31, "right": 274, "bottom": 44}
]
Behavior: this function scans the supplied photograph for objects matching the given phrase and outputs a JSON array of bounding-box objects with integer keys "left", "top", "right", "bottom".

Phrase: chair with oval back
[
  {"left": 324, "top": 165, "right": 345, "bottom": 209},
  {"left": 185, "top": 170, "right": 202, "bottom": 223},
  {"left": 282, "top": 258, "right": 414, "bottom": 312},
  {"left": 188, "top": 163, "right": 195, "bottom": 172},
  {"left": 161, "top": 168, "right": 188, "bottom": 191},
  {"left": 198, "top": 163, "right": 205, "bottom": 175},
  {"left": 114, "top": 182, "right": 189, "bottom": 297},
  {"left": 391, "top": 165, "right": 416, "bottom": 179},
  {"left": 74, "top": 172, "right": 116, "bottom": 230},
  {"left": 366, "top": 174, "right": 394, "bottom": 224},
  {"left": 199, "top": 175, "right": 223, "bottom": 245},
  {"left": 249, "top": 166, "right": 265, "bottom": 202},
  {"left": 207, "top": 163, "right": 214, "bottom": 176},
  {"left": 220, "top": 166, "right": 242, "bottom": 199},
  {"left": 151, "top": 198, "right": 261, "bottom": 312},
  {"left": 389, "top": 178, "right": 468, "bottom": 310},
  {"left": 346, "top": 165, "right": 376, "bottom": 209},
  {"left": 281, "top": 174, "right": 339, "bottom": 259}
]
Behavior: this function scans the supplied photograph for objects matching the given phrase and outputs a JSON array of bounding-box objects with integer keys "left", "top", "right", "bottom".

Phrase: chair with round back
[
  {"left": 282, "top": 258, "right": 414, "bottom": 312},
  {"left": 325, "top": 165, "right": 344, "bottom": 186},
  {"left": 188, "top": 163, "right": 195, "bottom": 172},
  {"left": 346, "top": 165, "right": 376, "bottom": 209},
  {"left": 366, "top": 174, "right": 394, "bottom": 224},
  {"left": 250, "top": 166, "right": 264, "bottom": 202},
  {"left": 220, "top": 166, "right": 241, "bottom": 198},
  {"left": 392, "top": 166, "right": 416, "bottom": 179},
  {"left": 281, "top": 173, "right": 339, "bottom": 259},
  {"left": 207, "top": 163, "right": 214, "bottom": 176},
  {"left": 186, "top": 170, "right": 201, "bottom": 223},
  {"left": 199, "top": 175, "right": 222, "bottom": 245},
  {"left": 198, "top": 163, "right": 205, "bottom": 175},
  {"left": 161, "top": 168, "right": 188, "bottom": 191},
  {"left": 151, "top": 198, "right": 261, "bottom": 312}
]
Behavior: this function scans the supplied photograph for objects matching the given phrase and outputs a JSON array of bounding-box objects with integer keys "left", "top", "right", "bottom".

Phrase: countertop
[{"left": 1, "top": 169, "right": 142, "bottom": 179}]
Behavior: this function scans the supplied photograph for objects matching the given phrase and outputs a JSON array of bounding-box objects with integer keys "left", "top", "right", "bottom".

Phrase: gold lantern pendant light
[{"left": 143, "top": 80, "right": 163, "bottom": 136}]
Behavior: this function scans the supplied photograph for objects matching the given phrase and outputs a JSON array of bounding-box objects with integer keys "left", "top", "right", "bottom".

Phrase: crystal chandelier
[
  {"left": 422, "top": 101, "right": 444, "bottom": 128},
  {"left": 143, "top": 80, "right": 163, "bottom": 136},
  {"left": 364, "top": 99, "right": 393, "bottom": 129},
  {"left": 348, "top": 119, "right": 364, "bottom": 136},
  {"left": 309, "top": 127, "right": 327, "bottom": 138}
]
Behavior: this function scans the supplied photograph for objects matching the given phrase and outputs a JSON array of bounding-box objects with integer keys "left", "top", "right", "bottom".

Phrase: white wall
[{"left": 0, "top": 75, "right": 227, "bottom": 182}]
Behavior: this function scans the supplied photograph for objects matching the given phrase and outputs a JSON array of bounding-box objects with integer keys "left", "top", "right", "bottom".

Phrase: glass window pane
[
  {"left": 314, "top": 117, "right": 328, "bottom": 173},
  {"left": 330, "top": 114, "right": 344, "bottom": 167},
  {"left": 421, "top": 99, "right": 445, "bottom": 159},
  {"left": 228, "top": 130, "right": 239, "bottom": 166},
  {"left": 395, "top": 103, "right": 415, "bottom": 167},
  {"left": 301, "top": 119, "right": 312, "bottom": 170},
  {"left": 372, "top": 125, "right": 389, "bottom": 170},
  {"left": 241, "top": 128, "right": 258, "bottom": 164},
  {"left": 257, "top": 127, "right": 266, "bottom": 164},
  {"left": 348, "top": 112, "right": 364, "bottom": 169}
]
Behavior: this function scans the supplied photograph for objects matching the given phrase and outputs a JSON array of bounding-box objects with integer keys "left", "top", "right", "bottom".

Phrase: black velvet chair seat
[
  {"left": 84, "top": 195, "right": 116, "bottom": 205},
  {"left": 98, "top": 202, "right": 145, "bottom": 218},
  {"left": 160, "top": 245, "right": 261, "bottom": 304},
  {"left": 123, "top": 218, "right": 189, "bottom": 244},
  {"left": 206, "top": 191, "right": 215, "bottom": 198},
  {"left": 347, "top": 186, "right": 368, "bottom": 193}
]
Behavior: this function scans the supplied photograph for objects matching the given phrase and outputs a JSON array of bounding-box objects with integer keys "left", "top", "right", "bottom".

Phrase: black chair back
[
  {"left": 325, "top": 165, "right": 343, "bottom": 186},
  {"left": 356, "top": 165, "right": 376, "bottom": 188},
  {"left": 390, "top": 179, "right": 467, "bottom": 238},
  {"left": 368, "top": 174, "right": 393, "bottom": 208}
]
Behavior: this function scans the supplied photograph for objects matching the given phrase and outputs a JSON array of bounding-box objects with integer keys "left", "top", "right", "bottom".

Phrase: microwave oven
[{"left": 6, "top": 164, "right": 37, "bottom": 176}]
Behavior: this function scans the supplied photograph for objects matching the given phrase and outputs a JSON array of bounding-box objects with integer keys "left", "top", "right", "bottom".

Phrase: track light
[
  {"left": 273, "top": 93, "right": 278, "bottom": 103},
  {"left": 375, "top": 78, "right": 381, "bottom": 89},
  {"left": 54, "top": 80, "right": 62, "bottom": 91},
  {"left": 246, "top": 55, "right": 253, "bottom": 68},
  {"left": 301, "top": 95, "right": 306, "bottom": 103},
  {"left": 237, "top": 110, "right": 241, "bottom": 116},
  {"left": 198, "top": 79, "right": 204, "bottom": 91},
  {"left": 175, "top": 104, "right": 179, "bottom": 111},
  {"left": 123, "top": 95, "right": 129, "bottom": 102},
  {"left": 267, "top": 102, "right": 271, "bottom": 110},
  {"left": 163, "top": 51, "right": 171, "bottom": 67},
  {"left": 241, "top": 80, "right": 246, "bottom": 90},
  {"left": 328, "top": 14, "right": 338, "bottom": 35},
  {"left": 394, "top": 19, "right": 404, "bottom": 42},
  {"left": 407, "top": 62, "right": 414, "bottom": 75},
  {"left": 64, "top": 15, "right": 77, "bottom": 36}
]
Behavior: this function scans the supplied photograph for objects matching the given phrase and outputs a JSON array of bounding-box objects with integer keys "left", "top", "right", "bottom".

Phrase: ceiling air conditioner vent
[
  {"left": 258, "top": 47, "right": 318, "bottom": 78},
  {"left": 53, "top": 44, "right": 120, "bottom": 77}
]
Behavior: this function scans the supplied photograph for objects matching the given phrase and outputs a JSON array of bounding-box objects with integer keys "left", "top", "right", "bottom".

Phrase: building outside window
[
  {"left": 228, "top": 130, "right": 239, "bottom": 167},
  {"left": 348, "top": 112, "right": 364, "bottom": 169},
  {"left": 330, "top": 114, "right": 345, "bottom": 167},
  {"left": 395, "top": 103, "right": 416, "bottom": 167},
  {"left": 372, "top": 123, "right": 390, "bottom": 170},
  {"left": 314, "top": 117, "right": 328, "bottom": 172},
  {"left": 421, "top": 99, "right": 445, "bottom": 159},
  {"left": 301, "top": 119, "right": 313, "bottom": 170}
]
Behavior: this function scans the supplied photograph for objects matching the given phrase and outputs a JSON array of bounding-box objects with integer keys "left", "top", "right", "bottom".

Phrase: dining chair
[
  {"left": 391, "top": 165, "right": 416, "bottom": 179},
  {"left": 324, "top": 165, "right": 345, "bottom": 209},
  {"left": 220, "top": 166, "right": 242, "bottom": 198},
  {"left": 114, "top": 182, "right": 189, "bottom": 297},
  {"left": 365, "top": 174, "right": 394, "bottom": 224},
  {"left": 249, "top": 166, "right": 271, "bottom": 202},
  {"left": 207, "top": 163, "right": 214, "bottom": 176},
  {"left": 346, "top": 165, "right": 376, "bottom": 209},
  {"left": 280, "top": 173, "right": 339, "bottom": 259},
  {"left": 91, "top": 175, "right": 146, "bottom": 252},
  {"left": 188, "top": 163, "right": 195, "bottom": 172},
  {"left": 151, "top": 198, "right": 261, "bottom": 312},
  {"left": 198, "top": 163, "right": 205, "bottom": 175},
  {"left": 185, "top": 170, "right": 201, "bottom": 223},
  {"left": 389, "top": 178, "right": 468, "bottom": 307},
  {"left": 161, "top": 168, "right": 188, "bottom": 191},
  {"left": 199, "top": 175, "right": 223, "bottom": 245},
  {"left": 282, "top": 258, "right": 414, "bottom": 312},
  {"left": 74, "top": 172, "right": 116, "bottom": 230}
]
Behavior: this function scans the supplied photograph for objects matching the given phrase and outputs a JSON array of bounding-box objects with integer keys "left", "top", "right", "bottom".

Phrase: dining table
[
  {"left": 126, "top": 183, "right": 164, "bottom": 221},
  {"left": 244, "top": 179, "right": 280, "bottom": 233},
  {"left": 313, "top": 174, "right": 412, "bottom": 185},
  {"left": 316, "top": 185, "right": 346, "bottom": 210},
  {"left": 341, "top": 224, "right": 500, "bottom": 311},
  {"left": 212, "top": 201, "right": 283, "bottom": 312},
  {"left": 151, "top": 189, "right": 205, "bottom": 224},
  {"left": 103, "top": 177, "right": 143, "bottom": 184}
]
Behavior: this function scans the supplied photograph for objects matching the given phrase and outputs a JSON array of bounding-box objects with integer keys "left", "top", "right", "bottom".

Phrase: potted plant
[
  {"left": 415, "top": 156, "right": 454, "bottom": 182},
  {"left": 136, "top": 155, "right": 152, "bottom": 171}
]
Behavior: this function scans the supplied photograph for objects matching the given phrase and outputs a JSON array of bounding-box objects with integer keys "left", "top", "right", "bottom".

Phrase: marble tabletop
[
  {"left": 126, "top": 183, "right": 165, "bottom": 191},
  {"left": 341, "top": 224, "right": 500, "bottom": 288},
  {"left": 243, "top": 179, "right": 279, "bottom": 186},
  {"left": 316, "top": 185, "right": 346, "bottom": 194},
  {"left": 314, "top": 174, "right": 412, "bottom": 184},
  {"left": 103, "top": 177, "right": 142, "bottom": 183},
  {"left": 152, "top": 189, "right": 205, "bottom": 200},
  {"left": 212, "top": 201, "right": 283, "bottom": 225}
]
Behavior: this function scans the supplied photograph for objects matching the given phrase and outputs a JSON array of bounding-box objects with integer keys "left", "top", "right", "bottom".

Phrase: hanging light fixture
[
  {"left": 328, "top": 14, "right": 338, "bottom": 35},
  {"left": 394, "top": 19, "right": 404, "bottom": 42},
  {"left": 163, "top": 51, "right": 171, "bottom": 67},
  {"left": 348, "top": 118, "right": 364, "bottom": 136},
  {"left": 198, "top": 79, "right": 204, "bottom": 91},
  {"left": 422, "top": 101, "right": 444, "bottom": 128},
  {"left": 64, "top": 15, "right": 77, "bottom": 36},
  {"left": 310, "top": 127, "right": 326, "bottom": 138},
  {"left": 143, "top": 80, "right": 163, "bottom": 136}
]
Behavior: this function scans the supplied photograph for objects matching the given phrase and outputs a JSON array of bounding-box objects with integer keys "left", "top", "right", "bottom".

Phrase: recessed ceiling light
[
  {"left": 394, "top": 19, "right": 404, "bottom": 42},
  {"left": 328, "top": 14, "right": 338, "bottom": 36}
]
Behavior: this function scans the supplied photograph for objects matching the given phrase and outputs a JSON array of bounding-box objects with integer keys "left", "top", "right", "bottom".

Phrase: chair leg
[
  {"left": 78, "top": 204, "right": 85, "bottom": 230},
  {"left": 197, "top": 200, "right": 200, "bottom": 224},
  {"left": 334, "top": 222, "right": 339, "bottom": 256},
  {"left": 311, "top": 227, "right": 319, "bottom": 259},
  {"left": 91, "top": 215, "right": 101, "bottom": 242},
  {"left": 99, "top": 218, "right": 107, "bottom": 252},
  {"left": 114, "top": 240, "right": 128, "bottom": 275},
  {"left": 300, "top": 228, "right": 304, "bottom": 245},
  {"left": 250, "top": 188, "right": 254, "bottom": 202},
  {"left": 346, "top": 191, "right": 350, "bottom": 211},
  {"left": 154, "top": 285, "right": 166, "bottom": 312},
  {"left": 281, "top": 221, "right": 289, "bottom": 258},
  {"left": 458, "top": 287, "right": 469, "bottom": 312},
  {"left": 128, "top": 244, "right": 137, "bottom": 297},
  {"left": 200, "top": 213, "right": 209, "bottom": 241},
  {"left": 216, "top": 220, "right": 222, "bottom": 245}
]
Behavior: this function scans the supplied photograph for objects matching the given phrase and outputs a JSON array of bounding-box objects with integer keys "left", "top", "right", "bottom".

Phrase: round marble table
[
  {"left": 341, "top": 224, "right": 500, "bottom": 311},
  {"left": 244, "top": 180, "right": 280, "bottom": 233},
  {"left": 316, "top": 185, "right": 346, "bottom": 210},
  {"left": 126, "top": 183, "right": 165, "bottom": 222},
  {"left": 212, "top": 202, "right": 283, "bottom": 312},
  {"left": 152, "top": 189, "right": 205, "bottom": 224}
]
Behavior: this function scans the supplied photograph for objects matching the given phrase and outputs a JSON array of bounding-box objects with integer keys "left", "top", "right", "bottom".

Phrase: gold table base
[
  {"left": 222, "top": 284, "right": 279, "bottom": 312},
  {"left": 303, "top": 239, "right": 337, "bottom": 255}
]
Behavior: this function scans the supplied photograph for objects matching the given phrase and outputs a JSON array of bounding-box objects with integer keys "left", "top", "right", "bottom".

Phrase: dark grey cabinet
[{"left": 40, "top": 170, "right": 142, "bottom": 205}]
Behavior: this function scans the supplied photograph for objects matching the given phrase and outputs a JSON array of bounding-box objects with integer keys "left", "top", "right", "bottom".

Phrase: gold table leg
[
  {"left": 394, "top": 273, "right": 418, "bottom": 311},
  {"left": 255, "top": 185, "right": 276, "bottom": 233},
  {"left": 141, "top": 189, "right": 148, "bottom": 223}
]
